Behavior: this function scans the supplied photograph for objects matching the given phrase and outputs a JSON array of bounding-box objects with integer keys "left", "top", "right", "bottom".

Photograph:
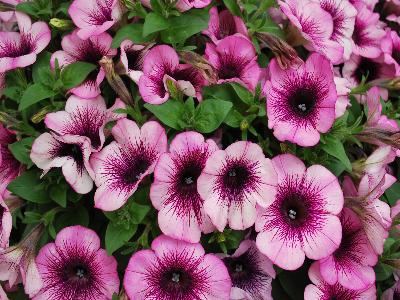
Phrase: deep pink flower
[
  {"left": 123, "top": 235, "right": 231, "bottom": 300},
  {"left": 382, "top": 30, "right": 400, "bottom": 76},
  {"left": 205, "top": 35, "right": 260, "bottom": 91},
  {"left": 91, "top": 118, "right": 167, "bottom": 211},
  {"left": 350, "top": 2, "right": 386, "bottom": 58},
  {"left": 265, "top": 53, "right": 337, "bottom": 147},
  {"left": 0, "top": 12, "right": 50, "bottom": 72},
  {"left": 68, "top": 0, "right": 123, "bottom": 40},
  {"left": 34, "top": 225, "right": 119, "bottom": 300},
  {"left": 150, "top": 132, "right": 218, "bottom": 243},
  {"left": 139, "top": 45, "right": 206, "bottom": 104},
  {"left": 255, "top": 154, "right": 343, "bottom": 270},
  {"left": 175, "top": 0, "right": 211, "bottom": 12},
  {"left": 279, "top": 0, "right": 343, "bottom": 64},
  {"left": 318, "top": 208, "right": 377, "bottom": 290},
  {"left": 384, "top": 0, "right": 400, "bottom": 25},
  {"left": 365, "top": 87, "right": 398, "bottom": 131},
  {"left": 197, "top": 141, "right": 277, "bottom": 231},
  {"left": 0, "top": 197, "right": 11, "bottom": 250},
  {"left": 120, "top": 40, "right": 148, "bottom": 83},
  {"left": 51, "top": 30, "right": 117, "bottom": 99},
  {"left": 343, "top": 172, "right": 395, "bottom": 254},
  {"left": 222, "top": 240, "right": 275, "bottom": 300},
  {"left": 304, "top": 261, "right": 376, "bottom": 299},
  {"left": 202, "top": 7, "right": 248, "bottom": 43}
]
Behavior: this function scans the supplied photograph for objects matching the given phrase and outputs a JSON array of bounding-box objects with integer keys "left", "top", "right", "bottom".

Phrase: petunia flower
[
  {"left": 350, "top": 2, "right": 386, "bottom": 58},
  {"left": 334, "top": 76, "right": 352, "bottom": 118},
  {"left": 123, "top": 234, "right": 232, "bottom": 300},
  {"left": 255, "top": 154, "right": 343, "bottom": 271},
  {"left": 382, "top": 30, "right": 400, "bottom": 76},
  {"left": 304, "top": 261, "right": 377, "bottom": 299},
  {"left": 119, "top": 40, "right": 150, "bottom": 83},
  {"left": 0, "top": 284, "right": 7, "bottom": 300},
  {"left": 0, "top": 197, "right": 12, "bottom": 250},
  {"left": 382, "top": 277, "right": 400, "bottom": 300},
  {"left": 175, "top": 0, "right": 211, "bottom": 12},
  {"left": 391, "top": 199, "right": 400, "bottom": 231},
  {"left": 51, "top": 30, "right": 117, "bottom": 99},
  {"left": 205, "top": 35, "right": 260, "bottom": 91},
  {"left": 197, "top": 141, "right": 277, "bottom": 231},
  {"left": 91, "top": 118, "right": 167, "bottom": 211},
  {"left": 384, "top": 0, "right": 400, "bottom": 25},
  {"left": 0, "top": 12, "right": 50, "bottom": 73},
  {"left": 202, "top": 7, "right": 248, "bottom": 43},
  {"left": 222, "top": 240, "right": 275, "bottom": 300},
  {"left": 33, "top": 225, "right": 119, "bottom": 300},
  {"left": 265, "top": 53, "right": 337, "bottom": 147},
  {"left": 68, "top": 0, "right": 123, "bottom": 40},
  {"left": 0, "top": 224, "right": 44, "bottom": 298},
  {"left": 318, "top": 208, "right": 377, "bottom": 290},
  {"left": 139, "top": 45, "right": 206, "bottom": 104},
  {"left": 279, "top": 0, "right": 343, "bottom": 64},
  {"left": 150, "top": 131, "right": 218, "bottom": 243}
]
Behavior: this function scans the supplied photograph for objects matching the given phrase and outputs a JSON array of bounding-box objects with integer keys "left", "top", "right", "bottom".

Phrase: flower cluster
[{"left": 0, "top": 0, "right": 399, "bottom": 299}]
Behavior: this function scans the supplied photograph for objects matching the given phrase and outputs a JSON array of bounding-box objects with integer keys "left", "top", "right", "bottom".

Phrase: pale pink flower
[
  {"left": 119, "top": 40, "right": 149, "bottom": 83},
  {"left": 175, "top": 0, "right": 211, "bottom": 12}
]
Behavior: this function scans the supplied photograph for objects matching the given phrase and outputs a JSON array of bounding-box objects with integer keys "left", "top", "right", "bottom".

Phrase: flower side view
[
  {"left": 34, "top": 225, "right": 119, "bottom": 300},
  {"left": 123, "top": 234, "right": 232, "bottom": 300},
  {"left": 256, "top": 154, "right": 344, "bottom": 270}
]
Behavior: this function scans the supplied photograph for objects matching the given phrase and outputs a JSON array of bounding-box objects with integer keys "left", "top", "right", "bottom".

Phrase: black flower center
[
  {"left": 280, "top": 193, "right": 308, "bottom": 226},
  {"left": 126, "top": 48, "right": 143, "bottom": 71},
  {"left": 0, "top": 205, "right": 4, "bottom": 228},
  {"left": 393, "top": 49, "right": 400, "bottom": 65},
  {"left": 394, "top": 290, "right": 400, "bottom": 300},
  {"left": 160, "top": 269, "right": 193, "bottom": 294},
  {"left": 289, "top": 87, "right": 317, "bottom": 116},
  {"left": 64, "top": 263, "right": 90, "bottom": 283},
  {"left": 354, "top": 57, "right": 380, "bottom": 83},
  {"left": 122, "top": 156, "right": 151, "bottom": 185},
  {"left": 223, "top": 164, "right": 250, "bottom": 192},
  {"left": 179, "top": 163, "right": 203, "bottom": 188},
  {"left": 57, "top": 143, "right": 84, "bottom": 172},
  {"left": 351, "top": 22, "right": 367, "bottom": 47}
]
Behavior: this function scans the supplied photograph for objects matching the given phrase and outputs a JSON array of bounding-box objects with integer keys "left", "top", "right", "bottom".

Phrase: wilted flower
[
  {"left": 304, "top": 261, "right": 377, "bottom": 299},
  {"left": 256, "top": 154, "right": 343, "bottom": 270},
  {"left": 123, "top": 234, "right": 232, "bottom": 300},
  {"left": 197, "top": 141, "right": 277, "bottom": 231},
  {"left": 68, "top": 0, "right": 123, "bottom": 40},
  {"left": 50, "top": 30, "right": 117, "bottom": 99},
  {"left": 265, "top": 53, "right": 337, "bottom": 146},
  {"left": 34, "top": 225, "right": 119, "bottom": 300},
  {"left": 91, "top": 118, "right": 167, "bottom": 211},
  {"left": 205, "top": 35, "right": 260, "bottom": 91},
  {"left": 0, "top": 12, "right": 50, "bottom": 73},
  {"left": 139, "top": 45, "right": 206, "bottom": 104},
  {"left": 150, "top": 131, "right": 218, "bottom": 243},
  {"left": 222, "top": 240, "right": 275, "bottom": 300}
]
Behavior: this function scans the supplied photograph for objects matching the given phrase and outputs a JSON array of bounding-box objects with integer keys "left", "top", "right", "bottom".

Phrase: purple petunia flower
[
  {"left": 150, "top": 131, "right": 218, "bottom": 243},
  {"left": 51, "top": 30, "right": 117, "bottom": 99},
  {"left": 139, "top": 45, "right": 206, "bottom": 104},
  {"left": 255, "top": 154, "right": 344, "bottom": 271},
  {"left": 304, "top": 262, "right": 376, "bottom": 299},
  {"left": 205, "top": 35, "right": 260, "bottom": 91},
  {"left": 33, "top": 225, "right": 119, "bottom": 300},
  {"left": 68, "top": 0, "right": 123, "bottom": 40},
  {"left": 197, "top": 141, "right": 277, "bottom": 232},
  {"left": 265, "top": 53, "right": 337, "bottom": 147},
  {"left": 91, "top": 118, "right": 167, "bottom": 211},
  {"left": 123, "top": 234, "right": 232, "bottom": 300},
  {"left": 0, "top": 12, "right": 50, "bottom": 73},
  {"left": 222, "top": 240, "right": 275, "bottom": 300}
]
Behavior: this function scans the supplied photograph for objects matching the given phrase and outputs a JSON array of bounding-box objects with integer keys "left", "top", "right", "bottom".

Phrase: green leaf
[
  {"left": 49, "top": 183, "right": 67, "bottom": 208},
  {"left": 385, "top": 182, "right": 400, "bottom": 206},
  {"left": 321, "top": 135, "right": 352, "bottom": 171},
  {"left": 375, "top": 262, "right": 394, "bottom": 281},
  {"left": 224, "top": 109, "right": 243, "bottom": 128},
  {"left": 223, "top": 0, "right": 242, "bottom": 16},
  {"left": 129, "top": 203, "right": 151, "bottom": 224},
  {"left": 105, "top": 222, "right": 138, "bottom": 255},
  {"left": 144, "top": 99, "right": 186, "bottom": 130},
  {"left": 143, "top": 12, "right": 170, "bottom": 36},
  {"left": 8, "top": 137, "right": 34, "bottom": 167},
  {"left": 60, "top": 61, "right": 97, "bottom": 89},
  {"left": 194, "top": 99, "right": 232, "bottom": 133},
  {"left": 32, "top": 51, "right": 52, "bottom": 83},
  {"left": 255, "top": 17, "right": 285, "bottom": 38},
  {"left": 112, "top": 24, "right": 155, "bottom": 48},
  {"left": 18, "top": 83, "right": 56, "bottom": 110},
  {"left": 54, "top": 207, "right": 89, "bottom": 233},
  {"left": 230, "top": 83, "right": 254, "bottom": 105},
  {"left": 7, "top": 170, "right": 50, "bottom": 203},
  {"left": 161, "top": 10, "right": 209, "bottom": 44}
]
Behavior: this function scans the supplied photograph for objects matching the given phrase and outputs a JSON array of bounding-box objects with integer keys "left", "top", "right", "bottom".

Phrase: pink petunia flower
[
  {"left": 139, "top": 45, "right": 206, "bottom": 104},
  {"left": 119, "top": 40, "right": 149, "bottom": 83},
  {"left": 123, "top": 234, "right": 231, "bottom": 300},
  {"left": 197, "top": 141, "right": 277, "bottom": 231},
  {"left": 318, "top": 208, "right": 377, "bottom": 290},
  {"left": 365, "top": 87, "right": 398, "bottom": 131},
  {"left": 304, "top": 261, "right": 377, "bottom": 299},
  {"left": 0, "top": 224, "right": 44, "bottom": 298},
  {"left": 34, "top": 225, "right": 119, "bottom": 300},
  {"left": 391, "top": 199, "right": 400, "bottom": 231},
  {"left": 279, "top": 0, "right": 343, "bottom": 64},
  {"left": 255, "top": 154, "right": 343, "bottom": 271},
  {"left": 382, "top": 30, "right": 400, "bottom": 76},
  {"left": 265, "top": 53, "right": 337, "bottom": 147},
  {"left": 222, "top": 240, "right": 275, "bottom": 300},
  {"left": 68, "top": 0, "right": 123, "bottom": 40},
  {"left": 175, "top": 0, "right": 211, "bottom": 12},
  {"left": 0, "top": 197, "right": 11, "bottom": 250},
  {"left": 350, "top": 2, "right": 386, "bottom": 58},
  {"left": 150, "top": 131, "right": 218, "bottom": 243},
  {"left": 51, "top": 30, "right": 117, "bottom": 99},
  {"left": 202, "top": 7, "right": 248, "bottom": 43},
  {"left": 205, "top": 35, "right": 260, "bottom": 91},
  {"left": 382, "top": 277, "right": 400, "bottom": 300},
  {"left": 384, "top": 0, "right": 400, "bottom": 25},
  {"left": 334, "top": 76, "right": 352, "bottom": 118},
  {"left": 0, "top": 0, "right": 23, "bottom": 24},
  {"left": 91, "top": 118, "right": 167, "bottom": 211},
  {"left": 0, "top": 12, "right": 50, "bottom": 73}
]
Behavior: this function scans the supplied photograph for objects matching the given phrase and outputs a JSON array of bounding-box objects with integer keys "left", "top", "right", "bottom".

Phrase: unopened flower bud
[
  {"left": 178, "top": 50, "right": 218, "bottom": 83},
  {"left": 49, "top": 18, "right": 74, "bottom": 30}
]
